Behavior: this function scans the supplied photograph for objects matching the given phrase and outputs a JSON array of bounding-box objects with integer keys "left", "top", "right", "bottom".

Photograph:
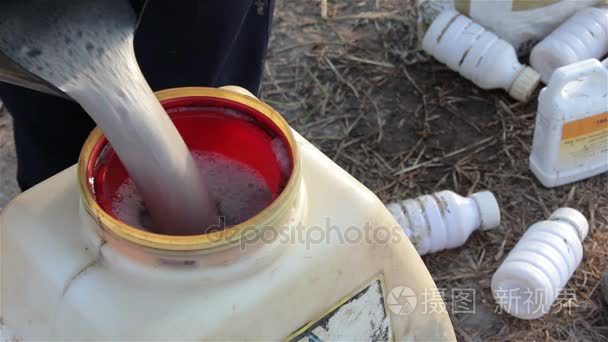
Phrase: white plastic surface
[
  {"left": 529, "top": 58, "right": 608, "bottom": 187},
  {"left": 422, "top": 10, "right": 540, "bottom": 102},
  {"left": 530, "top": 7, "right": 608, "bottom": 83},
  {"left": 550, "top": 207, "right": 590, "bottom": 240},
  {"left": 471, "top": 191, "right": 502, "bottom": 230},
  {"left": 387, "top": 190, "right": 501, "bottom": 255},
  {"left": 0, "top": 132, "right": 455, "bottom": 340},
  {"left": 417, "top": 0, "right": 602, "bottom": 55},
  {"left": 492, "top": 208, "right": 588, "bottom": 319}
]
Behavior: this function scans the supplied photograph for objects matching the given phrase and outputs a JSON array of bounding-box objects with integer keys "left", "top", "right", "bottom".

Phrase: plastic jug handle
[{"left": 543, "top": 59, "right": 608, "bottom": 100}]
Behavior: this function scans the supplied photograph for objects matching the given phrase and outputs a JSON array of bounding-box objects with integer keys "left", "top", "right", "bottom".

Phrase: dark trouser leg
[
  {"left": 0, "top": 84, "right": 95, "bottom": 190},
  {"left": 134, "top": 0, "right": 275, "bottom": 95},
  {"left": 0, "top": 0, "right": 274, "bottom": 190}
]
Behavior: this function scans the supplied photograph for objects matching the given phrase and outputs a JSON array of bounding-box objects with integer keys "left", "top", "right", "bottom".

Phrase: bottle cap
[
  {"left": 508, "top": 66, "right": 541, "bottom": 102},
  {"left": 549, "top": 208, "right": 589, "bottom": 241},
  {"left": 471, "top": 191, "right": 501, "bottom": 230}
]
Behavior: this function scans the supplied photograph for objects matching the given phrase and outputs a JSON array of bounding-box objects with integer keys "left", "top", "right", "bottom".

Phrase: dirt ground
[
  {"left": 262, "top": 0, "right": 608, "bottom": 340},
  {"left": 0, "top": 0, "right": 607, "bottom": 340}
]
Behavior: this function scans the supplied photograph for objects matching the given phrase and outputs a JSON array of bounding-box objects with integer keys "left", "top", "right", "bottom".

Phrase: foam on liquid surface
[
  {"left": 271, "top": 137, "right": 291, "bottom": 177},
  {"left": 113, "top": 151, "right": 273, "bottom": 231}
]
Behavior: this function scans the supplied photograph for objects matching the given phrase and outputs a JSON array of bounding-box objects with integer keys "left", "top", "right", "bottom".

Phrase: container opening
[{"left": 85, "top": 95, "right": 293, "bottom": 235}]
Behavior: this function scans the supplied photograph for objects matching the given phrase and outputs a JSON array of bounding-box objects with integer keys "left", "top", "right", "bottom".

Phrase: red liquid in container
[{"left": 85, "top": 96, "right": 293, "bottom": 234}]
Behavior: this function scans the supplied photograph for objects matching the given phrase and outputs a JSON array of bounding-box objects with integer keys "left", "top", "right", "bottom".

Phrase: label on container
[
  {"left": 558, "top": 112, "right": 608, "bottom": 168},
  {"left": 453, "top": 0, "right": 561, "bottom": 15},
  {"left": 511, "top": 0, "right": 560, "bottom": 11},
  {"left": 286, "top": 275, "right": 392, "bottom": 342}
]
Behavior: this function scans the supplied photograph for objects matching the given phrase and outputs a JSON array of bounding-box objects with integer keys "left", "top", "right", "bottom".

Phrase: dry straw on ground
[{"left": 263, "top": 0, "right": 608, "bottom": 340}]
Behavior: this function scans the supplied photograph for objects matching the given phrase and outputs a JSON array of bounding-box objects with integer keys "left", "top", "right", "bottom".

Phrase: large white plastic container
[
  {"left": 0, "top": 88, "right": 455, "bottom": 341},
  {"left": 530, "top": 6, "right": 608, "bottom": 83},
  {"left": 529, "top": 58, "right": 608, "bottom": 187},
  {"left": 387, "top": 190, "right": 501, "bottom": 255},
  {"left": 422, "top": 10, "right": 540, "bottom": 102},
  {"left": 492, "top": 208, "right": 588, "bottom": 320}
]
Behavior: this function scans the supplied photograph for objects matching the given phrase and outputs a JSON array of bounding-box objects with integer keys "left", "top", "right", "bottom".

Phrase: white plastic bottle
[
  {"left": 492, "top": 208, "right": 588, "bottom": 320},
  {"left": 422, "top": 10, "right": 540, "bottom": 102},
  {"left": 531, "top": 6, "right": 608, "bottom": 83},
  {"left": 529, "top": 58, "right": 608, "bottom": 187},
  {"left": 387, "top": 190, "right": 501, "bottom": 255}
]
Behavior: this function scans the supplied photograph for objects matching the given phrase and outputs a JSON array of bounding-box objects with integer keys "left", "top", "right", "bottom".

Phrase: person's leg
[
  {"left": 215, "top": 0, "right": 275, "bottom": 95},
  {"left": 0, "top": 83, "right": 95, "bottom": 190},
  {"left": 134, "top": 0, "right": 274, "bottom": 95}
]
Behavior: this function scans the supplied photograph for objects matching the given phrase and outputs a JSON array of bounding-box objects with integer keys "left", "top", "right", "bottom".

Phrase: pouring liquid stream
[{"left": 0, "top": 0, "right": 219, "bottom": 234}]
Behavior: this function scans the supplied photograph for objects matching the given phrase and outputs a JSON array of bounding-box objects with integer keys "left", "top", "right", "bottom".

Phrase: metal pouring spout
[
  {"left": 0, "top": 51, "right": 67, "bottom": 98},
  {"left": 0, "top": 0, "right": 146, "bottom": 99}
]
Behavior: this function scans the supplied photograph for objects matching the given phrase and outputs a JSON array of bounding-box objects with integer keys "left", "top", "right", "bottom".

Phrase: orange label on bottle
[{"left": 559, "top": 112, "right": 608, "bottom": 167}]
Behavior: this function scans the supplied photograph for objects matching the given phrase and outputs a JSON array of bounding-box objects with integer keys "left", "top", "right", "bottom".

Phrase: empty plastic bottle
[
  {"left": 529, "top": 58, "right": 608, "bottom": 187},
  {"left": 387, "top": 190, "right": 501, "bottom": 255},
  {"left": 492, "top": 208, "right": 588, "bottom": 320},
  {"left": 422, "top": 10, "right": 540, "bottom": 102},
  {"left": 531, "top": 6, "right": 608, "bottom": 83}
]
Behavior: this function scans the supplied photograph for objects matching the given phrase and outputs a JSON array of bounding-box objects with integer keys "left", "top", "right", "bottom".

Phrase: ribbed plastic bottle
[
  {"left": 387, "top": 190, "right": 501, "bottom": 255},
  {"left": 531, "top": 6, "right": 608, "bottom": 83},
  {"left": 422, "top": 10, "right": 540, "bottom": 102},
  {"left": 492, "top": 208, "right": 588, "bottom": 320}
]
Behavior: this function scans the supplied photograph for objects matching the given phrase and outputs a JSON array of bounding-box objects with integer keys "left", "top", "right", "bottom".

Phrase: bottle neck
[{"left": 548, "top": 217, "right": 583, "bottom": 242}]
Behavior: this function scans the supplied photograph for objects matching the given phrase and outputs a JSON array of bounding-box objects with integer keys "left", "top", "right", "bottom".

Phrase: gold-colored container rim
[{"left": 77, "top": 87, "right": 301, "bottom": 252}]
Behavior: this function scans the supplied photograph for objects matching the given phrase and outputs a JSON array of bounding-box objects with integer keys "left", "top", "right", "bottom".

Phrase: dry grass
[{"left": 264, "top": 0, "right": 608, "bottom": 340}]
